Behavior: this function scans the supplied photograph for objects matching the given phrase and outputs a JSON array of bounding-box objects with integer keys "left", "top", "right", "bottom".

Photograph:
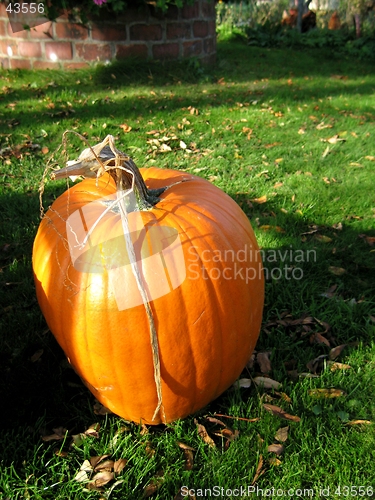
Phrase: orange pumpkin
[{"left": 32, "top": 139, "right": 264, "bottom": 424}]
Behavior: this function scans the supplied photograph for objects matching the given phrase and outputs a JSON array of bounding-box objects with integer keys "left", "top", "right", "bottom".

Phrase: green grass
[{"left": 1, "top": 41, "right": 375, "bottom": 499}]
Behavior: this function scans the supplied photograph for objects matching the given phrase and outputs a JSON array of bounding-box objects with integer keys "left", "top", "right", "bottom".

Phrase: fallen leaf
[
  {"left": 316, "top": 122, "right": 332, "bottom": 130},
  {"left": 308, "top": 388, "right": 346, "bottom": 399},
  {"left": 274, "top": 182, "right": 283, "bottom": 188},
  {"left": 328, "top": 361, "right": 351, "bottom": 371},
  {"left": 234, "top": 378, "right": 252, "bottom": 389},
  {"left": 194, "top": 420, "right": 215, "bottom": 447},
  {"left": 254, "top": 377, "right": 282, "bottom": 390},
  {"left": 365, "top": 155, "right": 375, "bottom": 161},
  {"left": 94, "top": 460, "right": 115, "bottom": 472},
  {"left": 90, "top": 455, "right": 111, "bottom": 469},
  {"left": 251, "top": 195, "right": 267, "bottom": 204},
  {"left": 93, "top": 401, "right": 112, "bottom": 415},
  {"left": 314, "top": 234, "right": 332, "bottom": 243},
  {"left": 90, "top": 471, "right": 114, "bottom": 487},
  {"left": 346, "top": 420, "right": 372, "bottom": 426},
  {"left": 326, "top": 134, "right": 346, "bottom": 144},
  {"left": 183, "top": 449, "right": 194, "bottom": 470},
  {"left": 41, "top": 427, "right": 67, "bottom": 442},
  {"left": 212, "top": 414, "right": 260, "bottom": 423},
  {"left": 328, "top": 266, "right": 346, "bottom": 276},
  {"left": 74, "top": 460, "right": 93, "bottom": 482},
  {"left": 322, "top": 146, "right": 330, "bottom": 158},
  {"left": 30, "top": 349, "right": 44, "bottom": 362},
  {"left": 179, "top": 140, "right": 187, "bottom": 149},
  {"left": 269, "top": 457, "right": 282, "bottom": 466},
  {"left": 143, "top": 473, "right": 164, "bottom": 498},
  {"left": 275, "top": 426, "right": 289, "bottom": 443},
  {"left": 41, "top": 146, "right": 49, "bottom": 154},
  {"left": 267, "top": 443, "right": 284, "bottom": 455},
  {"left": 257, "top": 351, "right": 272, "bottom": 373},
  {"left": 263, "top": 404, "right": 301, "bottom": 422},
  {"left": 119, "top": 123, "right": 132, "bottom": 133},
  {"left": 85, "top": 423, "right": 100, "bottom": 438},
  {"left": 114, "top": 458, "right": 127, "bottom": 474},
  {"left": 251, "top": 455, "right": 265, "bottom": 484},
  {"left": 204, "top": 416, "right": 226, "bottom": 427},
  {"left": 310, "top": 332, "right": 330, "bottom": 347}
]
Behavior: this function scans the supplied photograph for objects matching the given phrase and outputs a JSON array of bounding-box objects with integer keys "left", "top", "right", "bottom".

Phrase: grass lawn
[{"left": 1, "top": 40, "right": 375, "bottom": 499}]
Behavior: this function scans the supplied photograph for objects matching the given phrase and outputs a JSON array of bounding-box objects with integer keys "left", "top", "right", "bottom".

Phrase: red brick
[
  {"left": 11, "top": 58, "right": 32, "bottom": 69},
  {"left": 203, "top": 37, "right": 215, "bottom": 54},
  {"left": 0, "top": 19, "right": 7, "bottom": 36},
  {"left": 45, "top": 42, "right": 73, "bottom": 61},
  {"left": 75, "top": 43, "right": 112, "bottom": 61},
  {"left": 0, "top": 57, "right": 10, "bottom": 69},
  {"left": 183, "top": 40, "right": 202, "bottom": 57},
  {"left": 91, "top": 24, "right": 127, "bottom": 41},
  {"left": 193, "top": 20, "right": 208, "bottom": 38},
  {"left": 181, "top": 2, "right": 199, "bottom": 19},
  {"left": 201, "top": 0, "right": 216, "bottom": 18},
  {"left": 130, "top": 24, "right": 162, "bottom": 41},
  {"left": 30, "top": 21, "right": 53, "bottom": 39},
  {"left": 0, "top": 40, "right": 18, "bottom": 56},
  {"left": 208, "top": 20, "right": 216, "bottom": 36},
  {"left": 116, "top": 43, "right": 148, "bottom": 59},
  {"left": 7, "top": 22, "right": 28, "bottom": 38},
  {"left": 19, "top": 41, "right": 42, "bottom": 58},
  {"left": 64, "top": 61, "right": 90, "bottom": 70},
  {"left": 0, "top": 3, "right": 8, "bottom": 17},
  {"left": 167, "top": 22, "right": 191, "bottom": 40},
  {"left": 55, "top": 22, "right": 89, "bottom": 40},
  {"left": 33, "top": 60, "right": 61, "bottom": 69},
  {"left": 153, "top": 42, "right": 179, "bottom": 60}
]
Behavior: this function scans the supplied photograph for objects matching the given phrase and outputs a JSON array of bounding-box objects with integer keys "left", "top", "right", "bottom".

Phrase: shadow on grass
[{"left": 1, "top": 43, "right": 375, "bottom": 135}]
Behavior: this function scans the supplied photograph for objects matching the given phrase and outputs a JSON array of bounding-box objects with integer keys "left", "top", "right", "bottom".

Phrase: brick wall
[{"left": 0, "top": 0, "right": 216, "bottom": 70}]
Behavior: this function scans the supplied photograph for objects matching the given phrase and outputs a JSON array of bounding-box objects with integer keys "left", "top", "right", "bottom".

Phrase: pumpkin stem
[{"left": 51, "top": 134, "right": 166, "bottom": 211}]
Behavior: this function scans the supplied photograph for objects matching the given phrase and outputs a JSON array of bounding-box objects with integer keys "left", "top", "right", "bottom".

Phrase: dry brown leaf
[
  {"left": 326, "top": 134, "right": 346, "bottom": 144},
  {"left": 263, "top": 404, "right": 301, "bottom": 422},
  {"left": 194, "top": 420, "right": 215, "bottom": 447},
  {"left": 267, "top": 443, "right": 284, "bottom": 455},
  {"left": 346, "top": 420, "right": 372, "bottom": 426},
  {"left": 234, "top": 378, "right": 252, "bottom": 389},
  {"left": 274, "top": 182, "right": 283, "bottom": 188},
  {"left": 308, "top": 388, "right": 346, "bottom": 399},
  {"left": 275, "top": 426, "right": 289, "bottom": 443},
  {"left": 329, "top": 344, "right": 346, "bottom": 360},
  {"left": 30, "top": 349, "right": 44, "bottom": 362},
  {"left": 310, "top": 332, "right": 330, "bottom": 347},
  {"left": 183, "top": 449, "right": 194, "bottom": 470},
  {"left": 145, "top": 441, "right": 155, "bottom": 457},
  {"left": 119, "top": 123, "right": 132, "bottom": 133},
  {"left": 94, "top": 460, "right": 115, "bottom": 472},
  {"left": 90, "top": 455, "right": 111, "bottom": 469},
  {"left": 41, "top": 146, "right": 49, "bottom": 154},
  {"left": 315, "top": 234, "right": 333, "bottom": 243},
  {"left": 74, "top": 459, "right": 93, "bottom": 482},
  {"left": 365, "top": 155, "right": 375, "bottom": 161},
  {"left": 143, "top": 475, "right": 164, "bottom": 498},
  {"left": 251, "top": 455, "right": 265, "bottom": 484},
  {"left": 42, "top": 427, "right": 67, "bottom": 442},
  {"left": 251, "top": 195, "right": 267, "bottom": 204},
  {"left": 85, "top": 423, "right": 100, "bottom": 438},
  {"left": 269, "top": 457, "right": 282, "bottom": 466},
  {"left": 328, "top": 361, "right": 351, "bottom": 371},
  {"left": 257, "top": 351, "right": 272, "bottom": 374},
  {"left": 90, "top": 471, "right": 114, "bottom": 487},
  {"left": 177, "top": 441, "right": 196, "bottom": 451},
  {"left": 93, "top": 401, "right": 113, "bottom": 415},
  {"left": 204, "top": 416, "right": 226, "bottom": 427},
  {"left": 275, "top": 392, "right": 292, "bottom": 404},
  {"left": 114, "top": 458, "right": 127, "bottom": 474},
  {"left": 328, "top": 266, "right": 346, "bottom": 276},
  {"left": 316, "top": 122, "right": 332, "bottom": 130},
  {"left": 254, "top": 377, "right": 282, "bottom": 390}
]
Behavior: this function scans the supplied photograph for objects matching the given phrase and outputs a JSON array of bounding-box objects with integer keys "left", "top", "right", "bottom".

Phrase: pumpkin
[{"left": 32, "top": 136, "right": 264, "bottom": 425}]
